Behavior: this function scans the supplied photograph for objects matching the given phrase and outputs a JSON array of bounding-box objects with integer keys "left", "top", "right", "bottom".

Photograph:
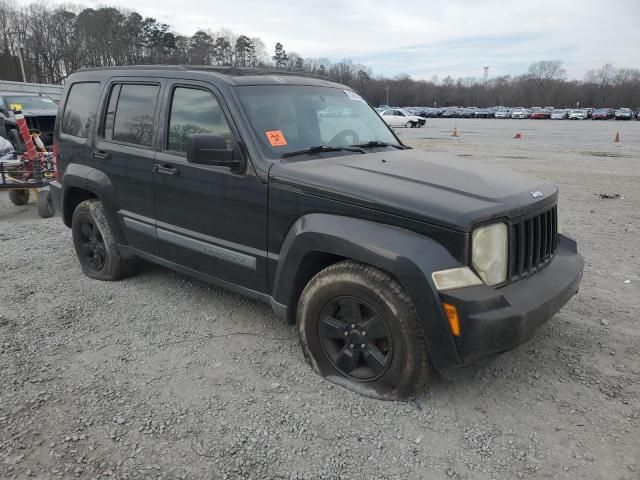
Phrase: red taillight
[{"left": 53, "top": 141, "right": 59, "bottom": 180}]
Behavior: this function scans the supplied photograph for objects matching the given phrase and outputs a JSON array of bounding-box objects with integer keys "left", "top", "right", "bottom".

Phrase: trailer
[{"left": 0, "top": 111, "right": 55, "bottom": 218}]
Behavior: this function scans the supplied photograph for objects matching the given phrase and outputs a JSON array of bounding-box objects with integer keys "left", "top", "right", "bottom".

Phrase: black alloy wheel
[
  {"left": 77, "top": 219, "right": 106, "bottom": 271},
  {"left": 318, "top": 296, "right": 393, "bottom": 381}
]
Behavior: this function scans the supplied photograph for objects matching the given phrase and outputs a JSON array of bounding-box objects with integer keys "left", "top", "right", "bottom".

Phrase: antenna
[{"left": 483, "top": 65, "right": 489, "bottom": 87}]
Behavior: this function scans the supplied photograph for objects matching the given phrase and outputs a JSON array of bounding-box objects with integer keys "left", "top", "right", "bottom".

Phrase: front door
[{"left": 153, "top": 81, "right": 268, "bottom": 293}]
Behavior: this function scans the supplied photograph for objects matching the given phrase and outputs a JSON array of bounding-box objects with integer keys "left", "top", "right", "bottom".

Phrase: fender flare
[
  {"left": 272, "top": 213, "right": 464, "bottom": 369},
  {"left": 61, "top": 163, "right": 127, "bottom": 245}
]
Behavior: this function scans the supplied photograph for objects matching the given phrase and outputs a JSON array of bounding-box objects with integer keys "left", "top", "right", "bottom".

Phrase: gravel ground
[{"left": 1, "top": 118, "right": 639, "bottom": 479}]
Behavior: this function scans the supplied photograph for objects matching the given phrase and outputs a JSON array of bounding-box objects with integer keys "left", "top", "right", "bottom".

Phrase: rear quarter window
[{"left": 61, "top": 82, "right": 101, "bottom": 139}]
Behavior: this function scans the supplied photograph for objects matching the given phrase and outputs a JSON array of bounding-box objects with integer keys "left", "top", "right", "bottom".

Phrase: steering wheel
[{"left": 328, "top": 129, "right": 359, "bottom": 147}]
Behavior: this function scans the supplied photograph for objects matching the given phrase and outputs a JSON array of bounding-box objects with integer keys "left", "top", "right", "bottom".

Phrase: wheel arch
[
  {"left": 272, "top": 213, "right": 464, "bottom": 370},
  {"left": 61, "top": 164, "right": 126, "bottom": 245}
]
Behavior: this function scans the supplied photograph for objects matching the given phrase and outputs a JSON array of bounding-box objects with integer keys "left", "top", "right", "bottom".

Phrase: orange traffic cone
[
  {"left": 614, "top": 132, "right": 620, "bottom": 143},
  {"left": 514, "top": 132, "right": 522, "bottom": 139},
  {"left": 451, "top": 124, "right": 459, "bottom": 137}
]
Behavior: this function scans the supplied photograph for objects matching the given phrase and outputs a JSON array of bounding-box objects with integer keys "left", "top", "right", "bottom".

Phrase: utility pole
[
  {"left": 483, "top": 66, "right": 489, "bottom": 87},
  {"left": 17, "top": 45, "right": 27, "bottom": 83},
  {"left": 384, "top": 85, "right": 389, "bottom": 106},
  {"left": 9, "top": 30, "right": 27, "bottom": 82}
]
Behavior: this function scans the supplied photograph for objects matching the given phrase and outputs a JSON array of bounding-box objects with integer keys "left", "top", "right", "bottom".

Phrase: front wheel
[
  {"left": 72, "top": 199, "right": 137, "bottom": 280},
  {"left": 297, "top": 261, "right": 432, "bottom": 400},
  {"left": 37, "top": 189, "right": 55, "bottom": 218}
]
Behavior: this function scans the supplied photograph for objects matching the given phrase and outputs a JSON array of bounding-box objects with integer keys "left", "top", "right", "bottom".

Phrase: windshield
[
  {"left": 235, "top": 85, "right": 399, "bottom": 157},
  {"left": 3, "top": 95, "right": 57, "bottom": 112}
]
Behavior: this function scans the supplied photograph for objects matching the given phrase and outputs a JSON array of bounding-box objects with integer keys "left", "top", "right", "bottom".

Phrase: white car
[
  {"left": 550, "top": 109, "right": 569, "bottom": 120},
  {"left": 380, "top": 108, "right": 424, "bottom": 128},
  {"left": 569, "top": 109, "right": 588, "bottom": 120},
  {"left": 615, "top": 108, "right": 633, "bottom": 120},
  {"left": 511, "top": 108, "right": 530, "bottom": 119},
  {"left": 494, "top": 109, "right": 511, "bottom": 119}
]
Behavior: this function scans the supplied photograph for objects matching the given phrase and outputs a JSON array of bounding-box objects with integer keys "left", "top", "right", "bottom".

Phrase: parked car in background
[
  {"left": 511, "top": 108, "right": 530, "bottom": 119},
  {"left": 380, "top": 108, "right": 425, "bottom": 127},
  {"left": 530, "top": 110, "right": 548, "bottom": 119},
  {"left": 457, "top": 108, "right": 475, "bottom": 118},
  {"left": 474, "top": 108, "right": 493, "bottom": 118},
  {"left": 441, "top": 108, "right": 458, "bottom": 118},
  {"left": 569, "top": 109, "right": 588, "bottom": 120},
  {"left": 592, "top": 108, "right": 614, "bottom": 120},
  {"left": 494, "top": 109, "right": 511, "bottom": 119},
  {"left": 0, "top": 92, "right": 58, "bottom": 152},
  {"left": 551, "top": 109, "right": 569, "bottom": 119},
  {"left": 614, "top": 108, "right": 633, "bottom": 120}
]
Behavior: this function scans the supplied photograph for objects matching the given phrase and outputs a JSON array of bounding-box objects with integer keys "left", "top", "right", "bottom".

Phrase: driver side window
[{"left": 167, "top": 87, "right": 233, "bottom": 154}]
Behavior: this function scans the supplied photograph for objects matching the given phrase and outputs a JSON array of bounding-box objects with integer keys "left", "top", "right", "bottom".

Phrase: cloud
[{"left": 14, "top": 0, "right": 640, "bottom": 79}]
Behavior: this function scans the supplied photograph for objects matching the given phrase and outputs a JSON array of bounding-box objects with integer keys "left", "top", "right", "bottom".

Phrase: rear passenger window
[
  {"left": 106, "top": 84, "right": 159, "bottom": 147},
  {"left": 61, "top": 82, "right": 101, "bottom": 138},
  {"left": 167, "top": 87, "right": 233, "bottom": 154}
]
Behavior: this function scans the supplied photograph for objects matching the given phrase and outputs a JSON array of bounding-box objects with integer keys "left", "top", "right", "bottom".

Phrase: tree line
[{"left": 1, "top": 2, "right": 639, "bottom": 108}]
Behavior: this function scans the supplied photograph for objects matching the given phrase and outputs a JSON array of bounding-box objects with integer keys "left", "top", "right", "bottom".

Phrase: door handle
[
  {"left": 153, "top": 164, "right": 178, "bottom": 176},
  {"left": 92, "top": 151, "right": 110, "bottom": 160}
]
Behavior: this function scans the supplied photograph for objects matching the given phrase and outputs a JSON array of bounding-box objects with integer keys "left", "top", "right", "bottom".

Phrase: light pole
[{"left": 384, "top": 85, "right": 389, "bottom": 106}]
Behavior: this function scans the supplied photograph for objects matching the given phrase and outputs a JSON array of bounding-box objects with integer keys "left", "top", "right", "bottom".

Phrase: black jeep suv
[{"left": 50, "top": 66, "right": 583, "bottom": 399}]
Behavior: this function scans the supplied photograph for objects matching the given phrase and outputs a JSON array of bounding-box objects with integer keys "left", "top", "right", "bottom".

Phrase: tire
[
  {"left": 36, "top": 189, "right": 55, "bottom": 218},
  {"left": 405, "top": 121, "right": 413, "bottom": 128},
  {"left": 9, "top": 188, "right": 29, "bottom": 205},
  {"left": 297, "top": 261, "right": 432, "bottom": 400},
  {"left": 71, "top": 199, "right": 137, "bottom": 281},
  {"left": 8, "top": 129, "right": 24, "bottom": 154}
]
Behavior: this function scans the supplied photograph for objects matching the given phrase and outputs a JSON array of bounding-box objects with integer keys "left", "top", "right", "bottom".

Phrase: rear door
[
  {"left": 93, "top": 79, "right": 164, "bottom": 254},
  {"left": 152, "top": 80, "right": 268, "bottom": 293}
]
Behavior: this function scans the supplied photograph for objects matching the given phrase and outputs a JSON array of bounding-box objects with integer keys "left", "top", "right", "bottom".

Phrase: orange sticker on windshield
[{"left": 266, "top": 130, "right": 287, "bottom": 147}]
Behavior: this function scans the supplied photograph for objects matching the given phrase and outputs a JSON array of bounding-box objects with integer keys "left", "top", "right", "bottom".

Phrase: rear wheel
[
  {"left": 405, "top": 121, "right": 414, "bottom": 128},
  {"left": 37, "top": 189, "right": 55, "bottom": 218},
  {"left": 9, "top": 188, "right": 29, "bottom": 205},
  {"left": 297, "top": 261, "right": 432, "bottom": 400},
  {"left": 72, "top": 199, "right": 137, "bottom": 280}
]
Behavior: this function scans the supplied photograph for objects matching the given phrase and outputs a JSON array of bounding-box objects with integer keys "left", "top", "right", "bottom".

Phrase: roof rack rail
[
  {"left": 180, "top": 65, "right": 327, "bottom": 80},
  {"left": 76, "top": 64, "right": 328, "bottom": 81}
]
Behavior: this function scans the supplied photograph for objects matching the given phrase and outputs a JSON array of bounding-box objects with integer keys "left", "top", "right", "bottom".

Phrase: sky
[{"left": 17, "top": 0, "right": 640, "bottom": 81}]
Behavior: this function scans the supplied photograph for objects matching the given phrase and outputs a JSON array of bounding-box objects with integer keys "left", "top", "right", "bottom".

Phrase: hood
[
  {"left": 269, "top": 149, "right": 557, "bottom": 231},
  {"left": 21, "top": 108, "right": 57, "bottom": 117}
]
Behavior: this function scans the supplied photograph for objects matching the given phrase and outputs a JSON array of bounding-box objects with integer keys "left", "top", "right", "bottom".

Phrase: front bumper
[
  {"left": 438, "top": 235, "right": 583, "bottom": 375},
  {"left": 49, "top": 180, "right": 62, "bottom": 214}
]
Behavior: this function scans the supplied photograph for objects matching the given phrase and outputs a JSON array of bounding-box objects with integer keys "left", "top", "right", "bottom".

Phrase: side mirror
[{"left": 186, "top": 134, "right": 243, "bottom": 171}]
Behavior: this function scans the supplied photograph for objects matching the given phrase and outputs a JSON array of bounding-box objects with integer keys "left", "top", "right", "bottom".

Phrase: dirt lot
[{"left": 1, "top": 119, "right": 639, "bottom": 480}]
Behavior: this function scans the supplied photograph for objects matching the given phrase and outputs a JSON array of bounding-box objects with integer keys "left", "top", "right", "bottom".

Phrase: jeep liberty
[{"left": 50, "top": 66, "right": 584, "bottom": 399}]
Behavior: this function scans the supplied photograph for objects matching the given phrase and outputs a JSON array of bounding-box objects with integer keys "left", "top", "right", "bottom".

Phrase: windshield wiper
[
  {"left": 352, "top": 141, "right": 408, "bottom": 150},
  {"left": 281, "top": 145, "right": 366, "bottom": 158}
]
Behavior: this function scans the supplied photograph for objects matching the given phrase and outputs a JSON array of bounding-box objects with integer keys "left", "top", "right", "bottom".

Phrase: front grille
[{"left": 509, "top": 204, "right": 558, "bottom": 281}]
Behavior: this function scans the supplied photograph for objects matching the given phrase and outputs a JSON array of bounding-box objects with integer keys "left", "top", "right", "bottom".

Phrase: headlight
[{"left": 472, "top": 223, "right": 508, "bottom": 286}]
